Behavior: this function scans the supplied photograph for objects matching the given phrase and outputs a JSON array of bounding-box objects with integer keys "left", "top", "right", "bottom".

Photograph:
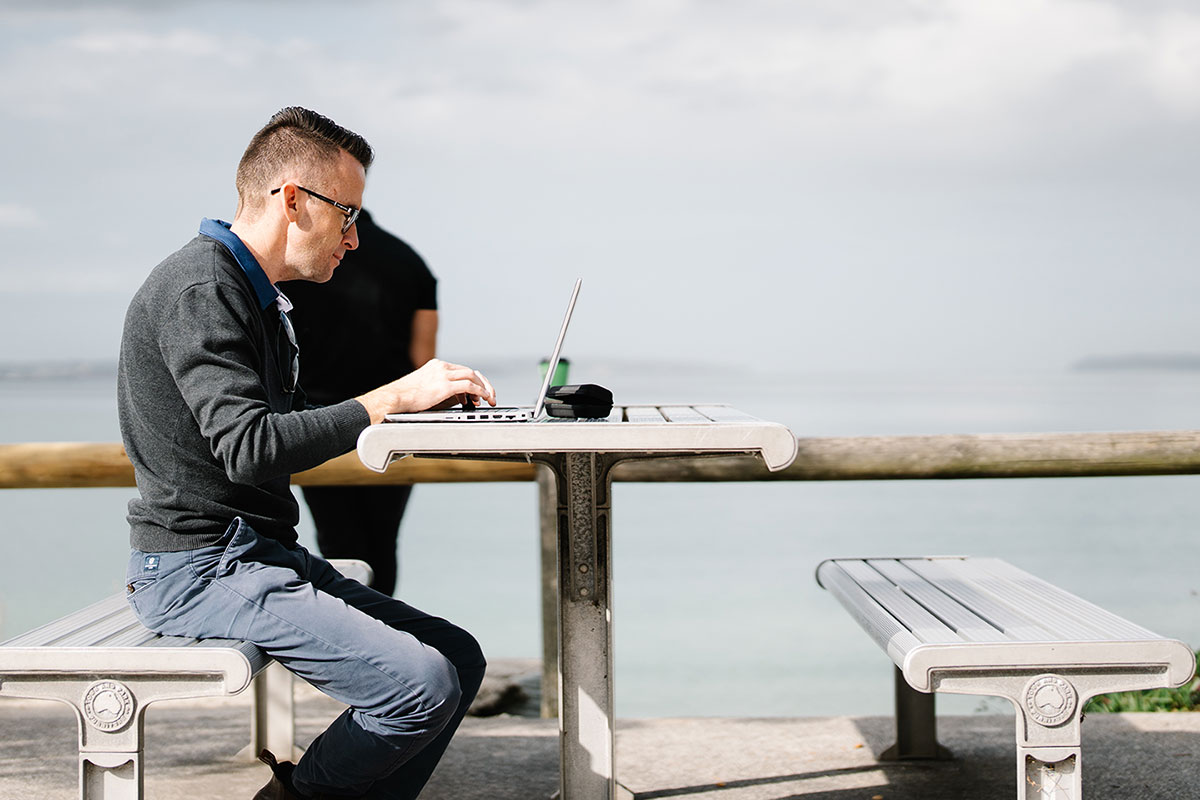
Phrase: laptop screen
[{"left": 533, "top": 277, "right": 582, "bottom": 417}]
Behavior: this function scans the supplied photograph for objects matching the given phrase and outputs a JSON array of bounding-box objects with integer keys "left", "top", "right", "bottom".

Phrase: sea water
[{"left": 1, "top": 361, "right": 1198, "bottom": 718}]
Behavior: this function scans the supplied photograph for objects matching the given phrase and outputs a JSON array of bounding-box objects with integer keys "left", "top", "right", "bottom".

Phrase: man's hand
[{"left": 355, "top": 359, "right": 496, "bottom": 425}]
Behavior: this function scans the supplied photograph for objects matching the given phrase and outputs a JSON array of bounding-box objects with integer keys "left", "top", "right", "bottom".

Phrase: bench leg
[
  {"left": 1018, "top": 746, "right": 1080, "bottom": 800},
  {"left": 249, "top": 661, "right": 299, "bottom": 761},
  {"left": 932, "top": 671, "right": 1125, "bottom": 800},
  {"left": 80, "top": 751, "right": 142, "bottom": 800},
  {"left": 0, "top": 675, "right": 249, "bottom": 800},
  {"left": 880, "top": 666, "right": 952, "bottom": 761}
]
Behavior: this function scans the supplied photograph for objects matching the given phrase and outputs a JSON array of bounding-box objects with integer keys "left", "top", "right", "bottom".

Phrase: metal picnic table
[{"left": 357, "top": 403, "right": 797, "bottom": 800}]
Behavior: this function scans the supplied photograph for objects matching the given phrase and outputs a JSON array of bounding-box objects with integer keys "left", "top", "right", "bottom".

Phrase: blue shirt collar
[{"left": 198, "top": 218, "right": 280, "bottom": 311}]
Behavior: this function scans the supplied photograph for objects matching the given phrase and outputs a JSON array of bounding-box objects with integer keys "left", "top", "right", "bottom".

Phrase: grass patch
[{"left": 1084, "top": 651, "right": 1200, "bottom": 713}]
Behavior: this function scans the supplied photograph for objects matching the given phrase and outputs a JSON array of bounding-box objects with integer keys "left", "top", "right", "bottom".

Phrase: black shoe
[{"left": 253, "top": 749, "right": 310, "bottom": 800}]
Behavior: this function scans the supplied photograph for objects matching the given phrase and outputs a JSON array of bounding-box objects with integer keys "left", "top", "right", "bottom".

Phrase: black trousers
[{"left": 301, "top": 484, "right": 413, "bottom": 596}]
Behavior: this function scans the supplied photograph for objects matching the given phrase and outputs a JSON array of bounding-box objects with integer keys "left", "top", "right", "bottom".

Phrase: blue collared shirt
[{"left": 198, "top": 218, "right": 291, "bottom": 312}]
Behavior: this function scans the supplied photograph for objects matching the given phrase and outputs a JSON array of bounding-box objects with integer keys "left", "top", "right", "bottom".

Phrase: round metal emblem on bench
[
  {"left": 83, "top": 680, "right": 135, "bottom": 732},
  {"left": 1024, "top": 674, "right": 1078, "bottom": 727}
]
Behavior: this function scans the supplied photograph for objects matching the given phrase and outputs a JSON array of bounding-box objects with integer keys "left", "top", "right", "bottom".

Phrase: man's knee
[
  {"left": 458, "top": 634, "right": 487, "bottom": 698},
  {"left": 438, "top": 622, "right": 486, "bottom": 674},
  {"left": 461, "top": 629, "right": 487, "bottom": 672},
  {"left": 370, "top": 648, "right": 462, "bottom": 740}
]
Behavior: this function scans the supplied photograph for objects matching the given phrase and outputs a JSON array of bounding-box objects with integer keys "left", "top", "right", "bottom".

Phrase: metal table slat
[
  {"left": 600, "top": 406, "right": 623, "bottom": 423},
  {"left": 840, "top": 561, "right": 963, "bottom": 644},
  {"left": 867, "top": 559, "right": 1010, "bottom": 643},
  {"left": 623, "top": 406, "right": 667, "bottom": 424},
  {"left": 543, "top": 407, "right": 623, "bottom": 423},
  {"left": 691, "top": 404, "right": 758, "bottom": 422},
  {"left": 901, "top": 558, "right": 1060, "bottom": 642},
  {"left": 659, "top": 406, "right": 711, "bottom": 423}
]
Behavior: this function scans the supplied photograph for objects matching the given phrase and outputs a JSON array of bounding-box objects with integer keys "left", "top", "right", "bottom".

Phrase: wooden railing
[{"left": 5, "top": 430, "right": 1200, "bottom": 489}]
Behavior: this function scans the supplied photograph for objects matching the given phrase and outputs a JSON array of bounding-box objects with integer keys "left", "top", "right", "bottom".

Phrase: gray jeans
[{"left": 125, "top": 518, "right": 485, "bottom": 799}]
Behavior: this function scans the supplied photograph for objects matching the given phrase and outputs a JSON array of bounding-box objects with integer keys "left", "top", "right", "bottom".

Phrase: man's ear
[{"left": 276, "top": 183, "right": 301, "bottom": 223}]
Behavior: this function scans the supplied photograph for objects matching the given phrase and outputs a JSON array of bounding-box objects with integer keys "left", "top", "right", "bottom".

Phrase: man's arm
[
  {"left": 164, "top": 283, "right": 368, "bottom": 485},
  {"left": 409, "top": 309, "right": 438, "bottom": 368}
]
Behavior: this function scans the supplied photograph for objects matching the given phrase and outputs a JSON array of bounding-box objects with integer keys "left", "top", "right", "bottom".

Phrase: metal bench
[
  {"left": 817, "top": 556, "right": 1196, "bottom": 800},
  {"left": 0, "top": 558, "right": 372, "bottom": 800}
]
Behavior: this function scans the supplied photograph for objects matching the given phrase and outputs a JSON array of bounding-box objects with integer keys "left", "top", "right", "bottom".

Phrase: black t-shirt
[{"left": 282, "top": 210, "right": 438, "bottom": 406}]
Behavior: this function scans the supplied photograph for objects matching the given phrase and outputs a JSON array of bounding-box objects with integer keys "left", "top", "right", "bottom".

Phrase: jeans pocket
[
  {"left": 126, "top": 577, "right": 156, "bottom": 595},
  {"left": 189, "top": 518, "right": 243, "bottom": 581},
  {"left": 125, "top": 576, "right": 160, "bottom": 620},
  {"left": 215, "top": 517, "right": 289, "bottom": 577}
]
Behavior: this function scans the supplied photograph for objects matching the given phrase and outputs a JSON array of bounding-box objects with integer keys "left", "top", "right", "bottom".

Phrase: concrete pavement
[{"left": 2, "top": 668, "right": 1199, "bottom": 799}]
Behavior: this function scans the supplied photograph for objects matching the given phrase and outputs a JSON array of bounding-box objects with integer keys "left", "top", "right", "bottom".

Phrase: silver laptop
[{"left": 385, "top": 277, "right": 582, "bottom": 423}]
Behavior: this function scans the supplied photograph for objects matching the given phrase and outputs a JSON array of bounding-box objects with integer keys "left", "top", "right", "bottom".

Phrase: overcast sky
[{"left": 1, "top": 0, "right": 1198, "bottom": 374}]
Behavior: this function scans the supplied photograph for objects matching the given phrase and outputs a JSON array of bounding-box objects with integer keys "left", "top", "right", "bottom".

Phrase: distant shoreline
[
  {"left": 5, "top": 355, "right": 1200, "bottom": 383},
  {"left": 0, "top": 360, "right": 118, "bottom": 382},
  {"left": 1073, "top": 354, "right": 1200, "bottom": 372}
]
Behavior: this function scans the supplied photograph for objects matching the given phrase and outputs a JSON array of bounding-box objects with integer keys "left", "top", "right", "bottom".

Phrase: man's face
[{"left": 284, "top": 149, "right": 366, "bottom": 283}]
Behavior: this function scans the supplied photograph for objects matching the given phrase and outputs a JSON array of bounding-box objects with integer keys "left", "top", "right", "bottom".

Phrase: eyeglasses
[
  {"left": 270, "top": 185, "right": 361, "bottom": 234},
  {"left": 277, "top": 309, "right": 300, "bottom": 394}
]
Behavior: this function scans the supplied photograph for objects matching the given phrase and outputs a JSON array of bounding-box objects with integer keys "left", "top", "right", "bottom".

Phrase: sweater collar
[{"left": 198, "top": 218, "right": 282, "bottom": 312}]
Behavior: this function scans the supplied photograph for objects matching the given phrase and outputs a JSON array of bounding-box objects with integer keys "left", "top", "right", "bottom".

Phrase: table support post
[
  {"left": 538, "top": 464, "right": 560, "bottom": 719},
  {"left": 541, "top": 452, "right": 621, "bottom": 800}
]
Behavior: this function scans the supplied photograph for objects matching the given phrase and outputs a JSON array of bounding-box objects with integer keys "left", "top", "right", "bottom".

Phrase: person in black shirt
[{"left": 283, "top": 209, "right": 437, "bottom": 595}]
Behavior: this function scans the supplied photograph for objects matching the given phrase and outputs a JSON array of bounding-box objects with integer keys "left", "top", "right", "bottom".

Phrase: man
[
  {"left": 117, "top": 107, "right": 495, "bottom": 800},
  {"left": 283, "top": 210, "right": 438, "bottom": 595}
]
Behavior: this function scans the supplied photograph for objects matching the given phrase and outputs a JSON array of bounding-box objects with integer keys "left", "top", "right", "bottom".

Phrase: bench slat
[
  {"left": 0, "top": 594, "right": 131, "bottom": 647},
  {"left": 103, "top": 623, "right": 169, "bottom": 648},
  {"left": 1, "top": 595, "right": 271, "bottom": 675},
  {"left": 901, "top": 558, "right": 1060, "bottom": 642},
  {"left": 816, "top": 561, "right": 922, "bottom": 663},
  {"left": 866, "top": 559, "right": 1010, "bottom": 643},
  {"left": 839, "top": 561, "right": 964, "bottom": 644},
  {"left": 951, "top": 558, "right": 1116, "bottom": 641},
  {"left": 52, "top": 608, "right": 146, "bottom": 647},
  {"left": 966, "top": 558, "right": 1161, "bottom": 642}
]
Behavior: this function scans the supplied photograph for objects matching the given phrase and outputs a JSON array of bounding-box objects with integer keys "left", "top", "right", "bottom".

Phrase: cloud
[
  {"left": 4, "top": 0, "right": 1200, "bottom": 163},
  {"left": 0, "top": 0, "right": 1198, "bottom": 368},
  {"left": 0, "top": 205, "right": 45, "bottom": 228},
  {"left": 305, "top": 0, "right": 1200, "bottom": 176}
]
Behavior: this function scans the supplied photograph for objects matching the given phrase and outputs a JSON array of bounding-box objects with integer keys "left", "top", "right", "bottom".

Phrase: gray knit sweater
[{"left": 118, "top": 232, "right": 370, "bottom": 552}]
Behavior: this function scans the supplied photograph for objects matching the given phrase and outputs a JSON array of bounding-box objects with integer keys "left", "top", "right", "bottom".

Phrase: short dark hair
[{"left": 235, "top": 106, "right": 374, "bottom": 217}]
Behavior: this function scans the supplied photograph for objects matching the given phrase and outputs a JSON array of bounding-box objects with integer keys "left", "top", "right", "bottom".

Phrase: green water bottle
[{"left": 539, "top": 357, "right": 570, "bottom": 386}]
